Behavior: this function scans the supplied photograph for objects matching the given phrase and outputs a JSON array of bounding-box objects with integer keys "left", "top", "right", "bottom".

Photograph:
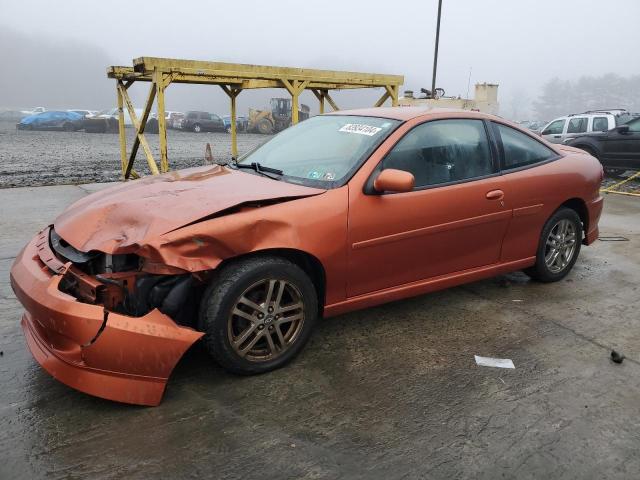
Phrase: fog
[{"left": 1, "top": 0, "right": 639, "bottom": 119}]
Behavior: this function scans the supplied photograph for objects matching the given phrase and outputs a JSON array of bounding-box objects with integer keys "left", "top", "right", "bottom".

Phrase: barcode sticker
[{"left": 338, "top": 124, "right": 382, "bottom": 136}]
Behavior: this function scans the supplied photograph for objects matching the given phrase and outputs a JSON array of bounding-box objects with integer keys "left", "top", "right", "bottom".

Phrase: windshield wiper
[{"left": 226, "top": 158, "right": 283, "bottom": 180}]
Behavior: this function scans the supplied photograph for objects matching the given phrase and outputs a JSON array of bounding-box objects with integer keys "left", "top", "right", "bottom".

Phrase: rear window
[
  {"left": 592, "top": 117, "right": 609, "bottom": 132},
  {"left": 494, "top": 123, "right": 557, "bottom": 170}
]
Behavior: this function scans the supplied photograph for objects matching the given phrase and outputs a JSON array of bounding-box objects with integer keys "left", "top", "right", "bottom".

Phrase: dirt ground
[
  {"left": 0, "top": 120, "right": 269, "bottom": 187},
  {"left": 0, "top": 182, "right": 639, "bottom": 479}
]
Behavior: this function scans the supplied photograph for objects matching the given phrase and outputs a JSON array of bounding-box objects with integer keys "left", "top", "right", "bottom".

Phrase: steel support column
[
  {"left": 221, "top": 85, "right": 242, "bottom": 158},
  {"left": 154, "top": 69, "right": 169, "bottom": 173}
]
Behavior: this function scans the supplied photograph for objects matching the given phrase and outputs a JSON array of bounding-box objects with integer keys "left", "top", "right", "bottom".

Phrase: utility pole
[{"left": 431, "top": 0, "right": 443, "bottom": 98}]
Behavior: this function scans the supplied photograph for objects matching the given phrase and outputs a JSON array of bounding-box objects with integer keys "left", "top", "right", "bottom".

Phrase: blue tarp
[{"left": 20, "top": 111, "right": 82, "bottom": 125}]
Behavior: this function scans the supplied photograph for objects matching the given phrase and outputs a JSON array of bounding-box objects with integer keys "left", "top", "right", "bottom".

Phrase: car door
[
  {"left": 44, "top": 113, "right": 63, "bottom": 129},
  {"left": 489, "top": 122, "right": 566, "bottom": 262},
  {"left": 565, "top": 117, "right": 588, "bottom": 142},
  {"left": 541, "top": 118, "right": 567, "bottom": 144},
  {"left": 211, "top": 114, "right": 224, "bottom": 131},
  {"left": 347, "top": 118, "right": 512, "bottom": 297},
  {"left": 601, "top": 118, "right": 640, "bottom": 169}
]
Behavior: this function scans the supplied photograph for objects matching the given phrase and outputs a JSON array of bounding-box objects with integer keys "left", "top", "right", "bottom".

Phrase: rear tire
[
  {"left": 524, "top": 207, "right": 582, "bottom": 282},
  {"left": 193, "top": 123, "right": 202, "bottom": 133},
  {"left": 63, "top": 122, "right": 75, "bottom": 132},
  {"left": 198, "top": 256, "right": 318, "bottom": 375}
]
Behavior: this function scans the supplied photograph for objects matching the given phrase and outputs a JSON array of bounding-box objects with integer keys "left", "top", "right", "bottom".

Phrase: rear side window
[
  {"left": 592, "top": 117, "right": 609, "bottom": 132},
  {"left": 567, "top": 117, "right": 588, "bottom": 134},
  {"left": 542, "top": 119, "right": 565, "bottom": 135},
  {"left": 187, "top": 113, "right": 197, "bottom": 119},
  {"left": 382, "top": 119, "right": 494, "bottom": 188},
  {"left": 494, "top": 123, "right": 556, "bottom": 170}
]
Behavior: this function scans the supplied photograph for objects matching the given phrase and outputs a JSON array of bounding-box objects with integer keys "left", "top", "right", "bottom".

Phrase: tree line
[{"left": 534, "top": 74, "right": 640, "bottom": 120}]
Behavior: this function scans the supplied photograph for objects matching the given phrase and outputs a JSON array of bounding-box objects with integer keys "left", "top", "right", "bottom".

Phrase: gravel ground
[
  {"left": 1, "top": 119, "right": 638, "bottom": 192},
  {"left": 0, "top": 120, "right": 270, "bottom": 188}
]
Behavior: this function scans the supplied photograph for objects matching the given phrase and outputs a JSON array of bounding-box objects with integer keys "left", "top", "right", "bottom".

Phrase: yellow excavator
[{"left": 248, "top": 98, "right": 310, "bottom": 134}]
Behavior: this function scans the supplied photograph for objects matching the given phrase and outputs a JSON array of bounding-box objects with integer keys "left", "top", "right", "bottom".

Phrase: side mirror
[
  {"left": 616, "top": 125, "right": 630, "bottom": 134},
  {"left": 373, "top": 169, "right": 415, "bottom": 193}
]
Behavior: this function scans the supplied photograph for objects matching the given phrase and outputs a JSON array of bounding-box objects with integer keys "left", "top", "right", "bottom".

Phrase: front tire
[
  {"left": 193, "top": 123, "right": 202, "bottom": 133},
  {"left": 257, "top": 118, "right": 273, "bottom": 135},
  {"left": 524, "top": 207, "right": 582, "bottom": 282},
  {"left": 199, "top": 256, "right": 318, "bottom": 375}
]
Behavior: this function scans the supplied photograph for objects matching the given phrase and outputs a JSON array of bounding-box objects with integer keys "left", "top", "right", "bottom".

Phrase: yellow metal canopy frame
[{"left": 107, "top": 57, "right": 404, "bottom": 179}]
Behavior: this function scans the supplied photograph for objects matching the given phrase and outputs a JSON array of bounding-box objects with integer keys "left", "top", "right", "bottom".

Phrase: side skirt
[{"left": 323, "top": 257, "right": 536, "bottom": 317}]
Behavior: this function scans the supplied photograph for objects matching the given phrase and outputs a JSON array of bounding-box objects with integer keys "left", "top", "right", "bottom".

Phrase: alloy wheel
[
  {"left": 228, "top": 279, "right": 305, "bottom": 362},
  {"left": 544, "top": 219, "right": 577, "bottom": 273}
]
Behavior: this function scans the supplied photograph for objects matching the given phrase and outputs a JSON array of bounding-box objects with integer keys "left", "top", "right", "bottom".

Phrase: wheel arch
[
  {"left": 217, "top": 248, "right": 327, "bottom": 313},
  {"left": 559, "top": 198, "right": 589, "bottom": 244},
  {"left": 571, "top": 141, "right": 601, "bottom": 158}
]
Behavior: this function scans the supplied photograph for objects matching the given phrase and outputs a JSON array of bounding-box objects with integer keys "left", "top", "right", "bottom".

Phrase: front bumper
[{"left": 10, "top": 229, "right": 203, "bottom": 406}]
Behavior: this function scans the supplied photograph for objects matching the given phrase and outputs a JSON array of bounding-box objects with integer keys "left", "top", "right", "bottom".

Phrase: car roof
[{"left": 325, "top": 106, "right": 493, "bottom": 122}]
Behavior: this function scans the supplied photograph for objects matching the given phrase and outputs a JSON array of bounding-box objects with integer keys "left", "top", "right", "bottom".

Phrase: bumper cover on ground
[{"left": 10, "top": 230, "right": 203, "bottom": 406}]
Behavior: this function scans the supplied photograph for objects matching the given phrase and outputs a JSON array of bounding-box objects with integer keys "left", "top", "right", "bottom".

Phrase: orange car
[{"left": 10, "top": 107, "right": 604, "bottom": 405}]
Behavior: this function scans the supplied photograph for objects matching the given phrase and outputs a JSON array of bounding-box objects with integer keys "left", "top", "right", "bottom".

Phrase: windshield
[{"left": 238, "top": 115, "right": 401, "bottom": 187}]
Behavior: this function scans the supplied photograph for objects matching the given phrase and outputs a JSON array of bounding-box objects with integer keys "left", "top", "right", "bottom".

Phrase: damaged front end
[{"left": 10, "top": 227, "right": 204, "bottom": 406}]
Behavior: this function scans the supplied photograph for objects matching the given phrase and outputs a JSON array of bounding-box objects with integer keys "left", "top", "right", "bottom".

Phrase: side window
[
  {"left": 592, "top": 117, "right": 609, "bottom": 132},
  {"left": 628, "top": 118, "right": 640, "bottom": 132},
  {"left": 187, "top": 113, "right": 197, "bottom": 119},
  {"left": 542, "top": 119, "right": 565, "bottom": 135},
  {"left": 382, "top": 119, "right": 494, "bottom": 189},
  {"left": 567, "top": 117, "right": 588, "bottom": 134},
  {"left": 495, "top": 123, "right": 556, "bottom": 169}
]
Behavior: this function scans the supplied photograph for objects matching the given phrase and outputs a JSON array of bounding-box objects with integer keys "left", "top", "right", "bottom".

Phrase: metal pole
[{"left": 431, "top": 0, "right": 443, "bottom": 98}]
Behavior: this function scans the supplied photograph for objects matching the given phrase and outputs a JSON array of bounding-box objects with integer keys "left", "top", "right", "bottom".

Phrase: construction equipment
[{"left": 248, "top": 98, "right": 310, "bottom": 134}]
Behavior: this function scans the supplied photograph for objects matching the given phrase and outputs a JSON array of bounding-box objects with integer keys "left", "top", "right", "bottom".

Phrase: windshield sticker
[
  {"left": 307, "top": 170, "right": 321, "bottom": 179},
  {"left": 339, "top": 124, "right": 382, "bottom": 136},
  {"left": 323, "top": 172, "right": 335, "bottom": 181}
]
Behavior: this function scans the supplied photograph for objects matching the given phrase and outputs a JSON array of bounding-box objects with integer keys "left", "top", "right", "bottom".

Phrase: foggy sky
[{"left": 1, "top": 0, "right": 639, "bottom": 119}]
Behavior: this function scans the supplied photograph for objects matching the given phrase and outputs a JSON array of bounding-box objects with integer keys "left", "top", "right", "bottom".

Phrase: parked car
[
  {"left": 0, "top": 110, "right": 27, "bottom": 121},
  {"left": 83, "top": 107, "right": 145, "bottom": 133},
  {"left": 222, "top": 115, "right": 248, "bottom": 133},
  {"left": 67, "top": 109, "right": 97, "bottom": 118},
  {"left": 540, "top": 109, "right": 634, "bottom": 144},
  {"left": 181, "top": 111, "right": 225, "bottom": 132},
  {"left": 169, "top": 112, "right": 185, "bottom": 129},
  {"left": 516, "top": 120, "right": 546, "bottom": 134},
  {"left": 166, "top": 111, "right": 184, "bottom": 129},
  {"left": 20, "top": 106, "right": 46, "bottom": 116},
  {"left": 567, "top": 116, "right": 640, "bottom": 175},
  {"left": 17, "top": 111, "right": 83, "bottom": 131},
  {"left": 10, "top": 108, "right": 603, "bottom": 406}
]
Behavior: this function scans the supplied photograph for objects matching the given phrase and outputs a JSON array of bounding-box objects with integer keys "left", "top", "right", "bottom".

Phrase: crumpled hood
[{"left": 54, "top": 165, "right": 324, "bottom": 253}]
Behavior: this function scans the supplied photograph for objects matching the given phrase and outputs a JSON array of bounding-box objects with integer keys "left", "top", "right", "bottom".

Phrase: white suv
[{"left": 540, "top": 109, "right": 635, "bottom": 144}]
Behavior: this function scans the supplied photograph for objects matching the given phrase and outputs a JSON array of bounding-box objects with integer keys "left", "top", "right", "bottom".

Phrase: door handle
[{"left": 486, "top": 189, "right": 504, "bottom": 200}]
